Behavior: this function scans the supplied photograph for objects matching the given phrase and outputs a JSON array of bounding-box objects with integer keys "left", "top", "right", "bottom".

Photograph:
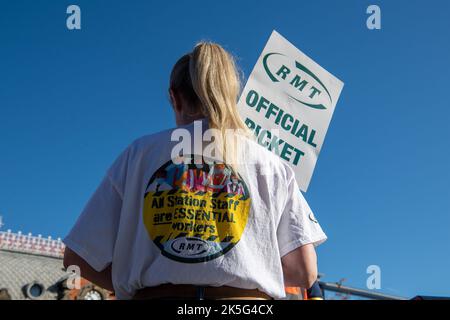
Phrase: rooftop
[{"left": 0, "top": 229, "right": 65, "bottom": 259}]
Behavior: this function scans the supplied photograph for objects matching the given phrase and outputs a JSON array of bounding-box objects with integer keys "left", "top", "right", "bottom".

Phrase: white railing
[{"left": 0, "top": 229, "right": 65, "bottom": 258}]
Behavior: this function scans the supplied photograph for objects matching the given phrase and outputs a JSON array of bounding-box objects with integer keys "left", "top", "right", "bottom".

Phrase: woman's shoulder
[
  {"left": 238, "top": 135, "right": 292, "bottom": 180},
  {"left": 129, "top": 121, "right": 205, "bottom": 151},
  {"left": 128, "top": 126, "right": 180, "bottom": 150},
  {"left": 123, "top": 126, "right": 293, "bottom": 183}
]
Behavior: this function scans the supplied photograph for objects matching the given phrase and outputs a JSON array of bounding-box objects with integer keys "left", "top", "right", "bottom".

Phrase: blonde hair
[{"left": 169, "top": 42, "right": 251, "bottom": 173}]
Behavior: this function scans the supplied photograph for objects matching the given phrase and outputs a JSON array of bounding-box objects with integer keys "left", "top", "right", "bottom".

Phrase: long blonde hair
[{"left": 169, "top": 42, "right": 251, "bottom": 172}]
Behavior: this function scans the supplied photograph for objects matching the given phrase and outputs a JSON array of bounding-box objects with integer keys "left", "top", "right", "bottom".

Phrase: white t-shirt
[{"left": 63, "top": 119, "right": 327, "bottom": 299}]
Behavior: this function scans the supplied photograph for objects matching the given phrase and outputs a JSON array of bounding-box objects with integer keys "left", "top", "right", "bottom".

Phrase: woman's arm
[
  {"left": 63, "top": 247, "right": 114, "bottom": 292},
  {"left": 281, "top": 243, "right": 318, "bottom": 289}
]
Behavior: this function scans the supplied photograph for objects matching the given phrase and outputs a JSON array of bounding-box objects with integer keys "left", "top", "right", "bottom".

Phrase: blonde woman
[{"left": 63, "top": 42, "right": 327, "bottom": 300}]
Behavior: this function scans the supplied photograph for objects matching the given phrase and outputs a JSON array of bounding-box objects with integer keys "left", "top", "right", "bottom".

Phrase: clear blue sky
[{"left": 1, "top": 0, "right": 449, "bottom": 299}]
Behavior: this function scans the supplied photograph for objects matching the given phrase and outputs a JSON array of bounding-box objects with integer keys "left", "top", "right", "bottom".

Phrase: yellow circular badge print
[{"left": 143, "top": 155, "right": 251, "bottom": 263}]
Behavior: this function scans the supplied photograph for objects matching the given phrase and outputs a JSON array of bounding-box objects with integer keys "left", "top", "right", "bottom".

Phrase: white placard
[{"left": 238, "top": 30, "right": 344, "bottom": 191}]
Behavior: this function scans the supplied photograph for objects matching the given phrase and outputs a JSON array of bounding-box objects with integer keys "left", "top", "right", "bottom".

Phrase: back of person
[{"left": 63, "top": 41, "right": 327, "bottom": 300}]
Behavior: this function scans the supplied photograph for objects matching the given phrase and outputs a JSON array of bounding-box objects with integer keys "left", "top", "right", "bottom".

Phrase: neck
[{"left": 176, "top": 113, "right": 206, "bottom": 126}]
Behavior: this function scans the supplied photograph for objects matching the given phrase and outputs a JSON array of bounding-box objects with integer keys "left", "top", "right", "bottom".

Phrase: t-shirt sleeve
[
  {"left": 63, "top": 147, "right": 130, "bottom": 272},
  {"left": 276, "top": 167, "right": 327, "bottom": 258}
]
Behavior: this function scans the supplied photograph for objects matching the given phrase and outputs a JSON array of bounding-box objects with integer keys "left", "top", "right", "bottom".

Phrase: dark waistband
[{"left": 132, "top": 284, "right": 273, "bottom": 300}]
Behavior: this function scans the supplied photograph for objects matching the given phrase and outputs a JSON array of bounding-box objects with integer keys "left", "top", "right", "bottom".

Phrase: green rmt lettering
[
  {"left": 309, "top": 86, "right": 321, "bottom": 99},
  {"left": 275, "top": 65, "right": 321, "bottom": 98},
  {"left": 290, "top": 75, "right": 308, "bottom": 91},
  {"left": 276, "top": 65, "right": 291, "bottom": 79},
  {"left": 276, "top": 65, "right": 309, "bottom": 91}
]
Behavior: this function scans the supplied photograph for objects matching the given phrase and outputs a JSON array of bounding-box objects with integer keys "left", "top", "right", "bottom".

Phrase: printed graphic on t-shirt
[{"left": 142, "top": 155, "right": 251, "bottom": 263}]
